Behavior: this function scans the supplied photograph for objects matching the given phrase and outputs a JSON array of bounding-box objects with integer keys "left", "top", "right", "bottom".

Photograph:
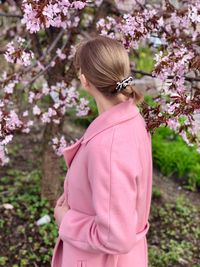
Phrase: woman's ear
[{"left": 80, "top": 73, "right": 90, "bottom": 88}]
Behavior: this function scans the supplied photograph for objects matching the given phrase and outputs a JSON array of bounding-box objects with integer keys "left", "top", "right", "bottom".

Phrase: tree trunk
[
  {"left": 40, "top": 26, "right": 79, "bottom": 206},
  {"left": 41, "top": 121, "right": 64, "bottom": 206},
  {"left": 40, "top": 27, "right": 66, "bottom": 206}
]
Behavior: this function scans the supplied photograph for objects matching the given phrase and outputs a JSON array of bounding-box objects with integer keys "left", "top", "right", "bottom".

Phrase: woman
[{"left": 51, "top": 35, "right": 153, "bottom": 267}]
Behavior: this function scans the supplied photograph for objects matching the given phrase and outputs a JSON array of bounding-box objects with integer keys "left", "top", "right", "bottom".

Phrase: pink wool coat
[{"left": 51, "top": 98, "right": 153, "bottom": 267}]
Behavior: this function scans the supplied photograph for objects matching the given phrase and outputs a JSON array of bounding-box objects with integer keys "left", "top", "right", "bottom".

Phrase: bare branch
[
  {"left": 20, "top": 32, "right": 70, "bottom": 90},
  {"left": 22, "top": 29, "right": 65, "bottom": 74},
  {"left": 45, "top": 29, "right": 65, "bottom": 55}
]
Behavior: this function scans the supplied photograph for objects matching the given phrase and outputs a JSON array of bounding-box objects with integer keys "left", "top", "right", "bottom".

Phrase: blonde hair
[{"left": 73, "top": 34, "right": 144, "bottom": 105}]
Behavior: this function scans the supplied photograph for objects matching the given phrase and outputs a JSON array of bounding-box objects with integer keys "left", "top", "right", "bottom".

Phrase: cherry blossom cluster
[
  {"left": 96, "top": 1, "right": 200, "bottom": 153},
  {"left": 152, "top": 45, "right": 195, "bottom": 92},
  {"left": 28, "top": 80, "right": 90, "bottom": 123},
  {"left": 4, "top": 37, "right": 34, "bottom": 66},
  {"left": 188, "top": 3, "right": 200, "bottom": 24},
  {"left": 161, "top": 91, "right": 200, "bottom": 151},
  {"left": 0, "top": 75, "right": 90, "bottom": 165},
  {"left": 0, "top": 97, "right": 34, "bottom": 165},
  {"left": 29, "top": 80, "right": 90, "bottom": 155},
  {"left": 146, "top": 88, "right": 200, "bottom": 153},
  {"left": 21, "top": 0, "right": 88, "bottom": 33},
  {"left": 141, "top": 93, "right": 200, "bottom": 153},
  {"left": 52, "top": 135, "right": 67, "bottom": 157},
  {"left": 96, "top": 1, "right": 200, "bottom": 50},
  {"left": 52, "top": 133, "right": 85, "bottom": 156},
  {"left": 0, "top": 71, "right": 19, "bottom": 95},
  {"left": 56, "top": 48, "right": 66, "bottom": 60},
  {"left": 163, "top": 3, "right": 199, "bottom": 48},
  {"left": 96, "top": 9, "right": 158, "bottom": 50},
  {"left": 0, "top": 71, "right": 35, "bottom": 165},
  {"left": 167, "top": 114, "right": 200, "bottom": 152}
]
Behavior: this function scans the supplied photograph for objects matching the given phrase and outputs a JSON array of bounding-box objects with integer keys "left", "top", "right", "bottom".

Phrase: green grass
[
  {"left": 152, "top": 125, "right": 200, "bottom": 191},
  {"left": 131, "top": 45, "right": 155, "bottom": 76},
  {"left": 149, "top": 194, "right": 200, "bottom": 266},
  {"left": 0, "top": 170, "right": 58, "bottom": 266}
]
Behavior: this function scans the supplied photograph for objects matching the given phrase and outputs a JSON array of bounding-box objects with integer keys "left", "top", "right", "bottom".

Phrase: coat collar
[
  {"left": 62, "top": 98, "right": 139, "bottom": 168},
  {"left": 82, "top": 98, "right": 139, "bottom": 144}
]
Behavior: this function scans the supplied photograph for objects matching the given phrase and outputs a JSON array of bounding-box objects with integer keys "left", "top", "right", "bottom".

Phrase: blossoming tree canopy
[{"left": 1, "top": 0, "right": 200, "bottom": 168}]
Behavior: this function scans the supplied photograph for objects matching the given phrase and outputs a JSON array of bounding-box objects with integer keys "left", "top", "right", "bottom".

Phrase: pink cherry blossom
[
  {"left": 56, "top": 48, "right": 66, "bottom": 60},
  {"left": 4, "top": 38, "right": 34, "bottom": 66},
  {"left": 33, "top": 105, "right": 41, "bottom": 115},
  {"left": 21, "top": 0, "right": 87, "bottom": 33}
]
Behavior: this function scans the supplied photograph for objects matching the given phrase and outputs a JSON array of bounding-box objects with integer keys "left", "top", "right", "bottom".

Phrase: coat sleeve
[{"left": 59, "top": 127, "right": 140, "bottom": 254}]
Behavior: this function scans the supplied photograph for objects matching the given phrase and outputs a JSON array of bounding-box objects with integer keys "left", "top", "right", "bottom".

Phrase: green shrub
[{"left": 152, "top": 125, "right": 200, "bottom": 191}]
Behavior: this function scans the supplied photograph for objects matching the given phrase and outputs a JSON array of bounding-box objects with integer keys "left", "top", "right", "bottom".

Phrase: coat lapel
[
  {"left": 62, "top": 136, "right": 84, "bottom": 168},
  {"left": 62, "top": 98, "right": 140, "bottom": 168}
]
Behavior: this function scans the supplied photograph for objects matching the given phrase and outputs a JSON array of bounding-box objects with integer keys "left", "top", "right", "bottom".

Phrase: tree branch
[
  {"left": 131, "top": 69, "right": 200, "bottom": 83},
  {"left": 24, "top": 29, "right": 65, "bottom": 72},
  {"left": 20, "top": 32, "right": 70, "bottom": 90}
]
